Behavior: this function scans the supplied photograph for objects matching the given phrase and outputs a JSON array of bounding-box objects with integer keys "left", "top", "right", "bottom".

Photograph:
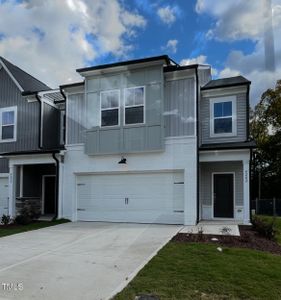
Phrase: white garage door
[
  {"left": 0, "top": 177, "right": 9, "bottom": 216},
  {"left": 76, "top": 172, "right": 184, "bottom": 224}
]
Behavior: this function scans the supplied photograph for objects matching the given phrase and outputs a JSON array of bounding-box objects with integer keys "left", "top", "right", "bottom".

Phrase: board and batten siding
[
  {"left": 66, "top": 93, "right": 86, "bottom": 145},
  {"left": 200, "top": 93, "right": 247, "bottom": 144},
  {"left": 67, "top": 65, "right": 165, "bottom": 154},
  {"left": 200, "top": 161, "right": 243, "bottom": 207},
  {"left": 0, "top": 158, "right": 8, "bottom": 173},
  {"left": 164, "top": 77, "right": 195, "bottom": 137},
  {"left": 0, "top": 68, "right": 40, "bottom": 154}
]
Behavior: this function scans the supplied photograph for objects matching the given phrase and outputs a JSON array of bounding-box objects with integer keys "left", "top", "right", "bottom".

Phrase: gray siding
[
  {"left": 198, "top": 68, "right": 212, "bottom": 87},
  {"left": 0, "top": 158, "right": 8, "bottom": 173},
  {"left": 42, "top": 102, "right": 61, "bottom": 149},
  {"left": 200, "top": 93, "right": 247, "bottom": 144},
  {"left": 164, "top": 78, "right": 195, "bottom": 137},
  {"left": 0, "top": 68, "right": 40, "bottom": 153},
  {"left": 68, "top": 66, "right": 164, "bottom": 154},
  {"left": 66, "top": 93, "right": 86, "bottom": 144},
  {"left": 200, "top": 161, "right": 243, "bottom": 206}
]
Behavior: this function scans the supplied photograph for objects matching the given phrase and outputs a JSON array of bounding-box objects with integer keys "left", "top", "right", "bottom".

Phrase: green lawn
[
  {"left": 0, "top": 219, "right": 70, "bottom": 238},
  {"left": 114, "top": 242, "right": 281, "bottom": 300}
]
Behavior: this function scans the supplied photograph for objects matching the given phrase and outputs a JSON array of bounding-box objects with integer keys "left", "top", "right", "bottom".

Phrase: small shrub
[
  {"left": 1, "top": 214, "right": 11, "bottom": 225},
  {"left": 252, "top": 215, "right": 276, "bottom": 240},
  {"left": 15, "top": 214, "right": 32, "bottom": 225},
  {"left": 15, "top": 206, "right": 33, "bottom": 225}
]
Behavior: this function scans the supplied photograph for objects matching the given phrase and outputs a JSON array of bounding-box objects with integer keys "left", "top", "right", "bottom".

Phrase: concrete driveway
[{"left": 0, "top": 222, "right": 181, "bottom": 300}]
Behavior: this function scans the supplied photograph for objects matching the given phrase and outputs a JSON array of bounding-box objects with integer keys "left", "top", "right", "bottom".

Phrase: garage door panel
[{"left": 76, "top": 172, "right": 184, "bottom": 224}]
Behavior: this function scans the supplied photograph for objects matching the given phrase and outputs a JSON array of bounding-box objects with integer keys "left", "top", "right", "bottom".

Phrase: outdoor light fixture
[{"left": 118, "top": 157, "right": 127, "bottom": 164}]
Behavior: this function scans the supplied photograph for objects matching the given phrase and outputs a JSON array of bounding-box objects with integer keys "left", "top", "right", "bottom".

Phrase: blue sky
[{"left": 0, "top": 0, "right": 280, "bottom": 104}]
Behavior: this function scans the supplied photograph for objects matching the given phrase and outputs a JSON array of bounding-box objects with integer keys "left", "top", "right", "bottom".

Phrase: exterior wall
[
  {"left": 0, "top": 158, "right": 9, "bottom": 173},
  {"left": 41, "top": 102, "right": 61, "bottom": 149},
  {"left": 0, "top": 68, "right": 40, "bottom": 153},
  {"left": 66, "top": 65, "right": 165, "bottom": 154},
  {"left": 200, "top": 92, "right": 247, "bottom": 144},
  {"left": 59, "top": 137, "right": 198, "bottom": 225},
  {"left": 200, "top": 161, "right": 244, "bottom": 220},
  {"left": 198, "top": 68, "right": 212, "bottom": 87},
  {"left": 164, "top": 77, "right": 195, "bottom": 137}
]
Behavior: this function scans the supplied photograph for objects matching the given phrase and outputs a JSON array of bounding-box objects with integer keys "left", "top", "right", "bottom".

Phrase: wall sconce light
[{"left": 118, "top": 156, "right": 127, "bottom": 164}]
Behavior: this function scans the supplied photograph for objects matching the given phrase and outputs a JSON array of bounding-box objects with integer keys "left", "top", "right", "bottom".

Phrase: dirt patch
[{"left": 172, "top": 225, "right": 281, "bottom": 255}]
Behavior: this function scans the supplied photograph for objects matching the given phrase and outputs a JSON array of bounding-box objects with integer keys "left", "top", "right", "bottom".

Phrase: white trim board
[{"left": 0, "top": 58, "right": 24, "bottom": 92}]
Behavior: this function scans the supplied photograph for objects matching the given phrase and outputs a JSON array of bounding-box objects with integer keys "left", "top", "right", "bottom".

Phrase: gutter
[
  {"left": 52, "top": 152, "right": 60, "bottom": 219},
  {"left": 35, "top": 93, "right": 43, "bottom": 149},
  {"left": 195, "top": 66, "right": 200, "bottom": 224},
  {"left": 246, "top": 83, "right": 251, "bottom": 140}
]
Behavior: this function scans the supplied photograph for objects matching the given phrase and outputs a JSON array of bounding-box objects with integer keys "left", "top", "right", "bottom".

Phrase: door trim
[
  {"left": 42, "top": 175, "right": 56, "bottom": 215},
  {"left": 211, "top": 172, "right": 235, "bottom": 219}
]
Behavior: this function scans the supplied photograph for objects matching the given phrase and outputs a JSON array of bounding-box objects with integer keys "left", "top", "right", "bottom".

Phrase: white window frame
[
  {"left": 124, "top": 86, "right": 145, "bottom": 126},
  {"left": 100, "top": 89, "right": 120, "bottom": 128},
  {"left": 210, "top": 96, "right": 237, "bottom": 137},
  {"left": 0, "top": 106, "right": 17, "bottom": 143}
]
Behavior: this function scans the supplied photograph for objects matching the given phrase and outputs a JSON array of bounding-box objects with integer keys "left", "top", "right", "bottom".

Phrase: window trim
[
  {"left": 0, "top": 106, "right": 17, "bottom": 143},
  {"left": 210, "top": 96, "right": 237, "bottom": 138},
  {"left": 100, "top": 89, "right": 120, "bottom": 128},
  {"left": 124, "top": 86, "right": 145, "bottom": 126}
]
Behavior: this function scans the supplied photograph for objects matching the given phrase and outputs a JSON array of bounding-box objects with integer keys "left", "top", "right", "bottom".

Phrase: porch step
[
  {"left": 37, "top": 215, "right": 55, "bottom": 222},
  {"left": 180, "top": 224, "right": 240, "bottom": 236}
]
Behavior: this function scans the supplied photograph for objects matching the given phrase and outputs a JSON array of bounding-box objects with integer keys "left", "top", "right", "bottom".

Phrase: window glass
[
  {"left": 2, "top": 125, "right": 14, "bottom": 139},
  {"left": 101, "top": 90, "right": 119, "bottom": 109},
  {"left": 100, "top": 90, "right": 119, "bottom": 127},
  {"left": 213, "top": 101, "right": 233, "bottom": 134},
  {"left": 125, "top": 87, "right": 144, "bottom": 125},
  {"left": 101, "top": 109, "right": 118, "bottom": 127},
  {"left": 214, "top": 118, "right": 232, "bottom": 134},
  {"left": 2, "top": 111, "right": 14, "bottom": 125},
  {"left": 125, "top": 106, "right": 144, "bottom": 125},
  {"left": 214, "top": 101, "right": 232, "bottom": 118}
]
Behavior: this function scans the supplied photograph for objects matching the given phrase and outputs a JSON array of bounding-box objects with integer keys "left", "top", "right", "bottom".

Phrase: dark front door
[
  {"left": 44, "top": 176, "right": 56, "bottom": 214},
  {"left": 213, "top": 174, "right": 234, "bottom": 218}
]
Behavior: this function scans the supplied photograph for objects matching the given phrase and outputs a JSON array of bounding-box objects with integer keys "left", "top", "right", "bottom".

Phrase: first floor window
[
  {"left": 100, "top": 90, "right": 120, "bottom": 127},
  {"left": 124, "top": 86, "right": 144, "bottom": 125},
  {"left": 0, "top": 107, "right": 17, "bottom": 141},
  {"left": 210, "top": 97, "right": 236, "bottom": 136}
]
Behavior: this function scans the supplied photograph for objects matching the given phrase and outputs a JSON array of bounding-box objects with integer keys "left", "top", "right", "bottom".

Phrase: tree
[{"left": 250, "top": 79, "right": 281, "bottom": 199}]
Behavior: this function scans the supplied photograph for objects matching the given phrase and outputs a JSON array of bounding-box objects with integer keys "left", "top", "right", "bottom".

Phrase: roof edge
[{"left": 76, "top": 55, "right": 171, "bottom": 73}]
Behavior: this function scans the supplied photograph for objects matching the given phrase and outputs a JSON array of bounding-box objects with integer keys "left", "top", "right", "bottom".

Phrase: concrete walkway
[
  {"left": 180, "top": 221, "right": 240, "bottom": 236},
  {"left": 0, "top": 222, "right": 181, "bottom": 300}
]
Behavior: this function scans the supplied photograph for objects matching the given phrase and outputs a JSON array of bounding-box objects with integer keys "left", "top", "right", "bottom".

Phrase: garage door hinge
[
  {"left": 77, "top": 208, "right": 86, "bottom": 211},
  {"left": 77, "top": 183, "right": 85, "bottom": 186}
]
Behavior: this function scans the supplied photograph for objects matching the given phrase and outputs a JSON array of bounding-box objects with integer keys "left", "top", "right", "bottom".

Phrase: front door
[
  {"left": 213, "top": 174, "right": 234, "bottom": 218},
  {"left": 43, "top": 176, "right": 56, "bottom": 215}
]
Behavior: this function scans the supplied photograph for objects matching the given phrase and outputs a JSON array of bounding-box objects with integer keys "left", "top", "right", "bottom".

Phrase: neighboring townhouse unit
[
  {"left": 0, "top": 57, "right": 64, "bottom": 218},
  {"left": 59, "top": 55, "right": 255, "bottom": 225}
]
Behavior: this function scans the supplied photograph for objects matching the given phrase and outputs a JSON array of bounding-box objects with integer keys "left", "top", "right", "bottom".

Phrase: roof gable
[{"left": 0, "top": 57, "right": 50, "bottom": 93}]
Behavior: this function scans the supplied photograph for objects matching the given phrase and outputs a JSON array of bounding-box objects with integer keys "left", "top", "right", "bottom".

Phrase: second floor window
[
  {"left": 210, "top": 97, "right": 236, "bottom": 137},
  {"left": 124, "top": 86, "right": 145, "bottom": 125},
  {"left": 0, "top": 106, "right": 17, "bottom": 142},
  {"left": 100, "top": 90, "right": 120, "bottom": 127}
]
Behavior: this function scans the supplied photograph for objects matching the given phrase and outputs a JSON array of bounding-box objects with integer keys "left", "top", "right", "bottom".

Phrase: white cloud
[
  {"left": 162, "top": 39, "right": 178, "bottom": 54},
  {"left": 180, "top": 55, "right": 208, "bottom": 65},
  {"left": 0, "top": 0, "right": 146, "bottom": 87},
  {"left": 196, "top": 0, "right": 281, "bottom": 105},
  {"left": 157, "top": 5, "right": 177, "bottom": 25}
]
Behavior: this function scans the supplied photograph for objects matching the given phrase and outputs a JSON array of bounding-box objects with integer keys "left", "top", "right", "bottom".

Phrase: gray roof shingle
[
  {"left": 0, "top": 56, "right": 50, "bottom": 93},
  {"left": 202, "top": 76, "right": 251, "bottom": 90}
]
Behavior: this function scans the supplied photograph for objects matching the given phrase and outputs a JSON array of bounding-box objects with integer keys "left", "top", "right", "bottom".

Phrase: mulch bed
[{"left": 172, "top": 225, "right": 281, "bottom": 255}]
